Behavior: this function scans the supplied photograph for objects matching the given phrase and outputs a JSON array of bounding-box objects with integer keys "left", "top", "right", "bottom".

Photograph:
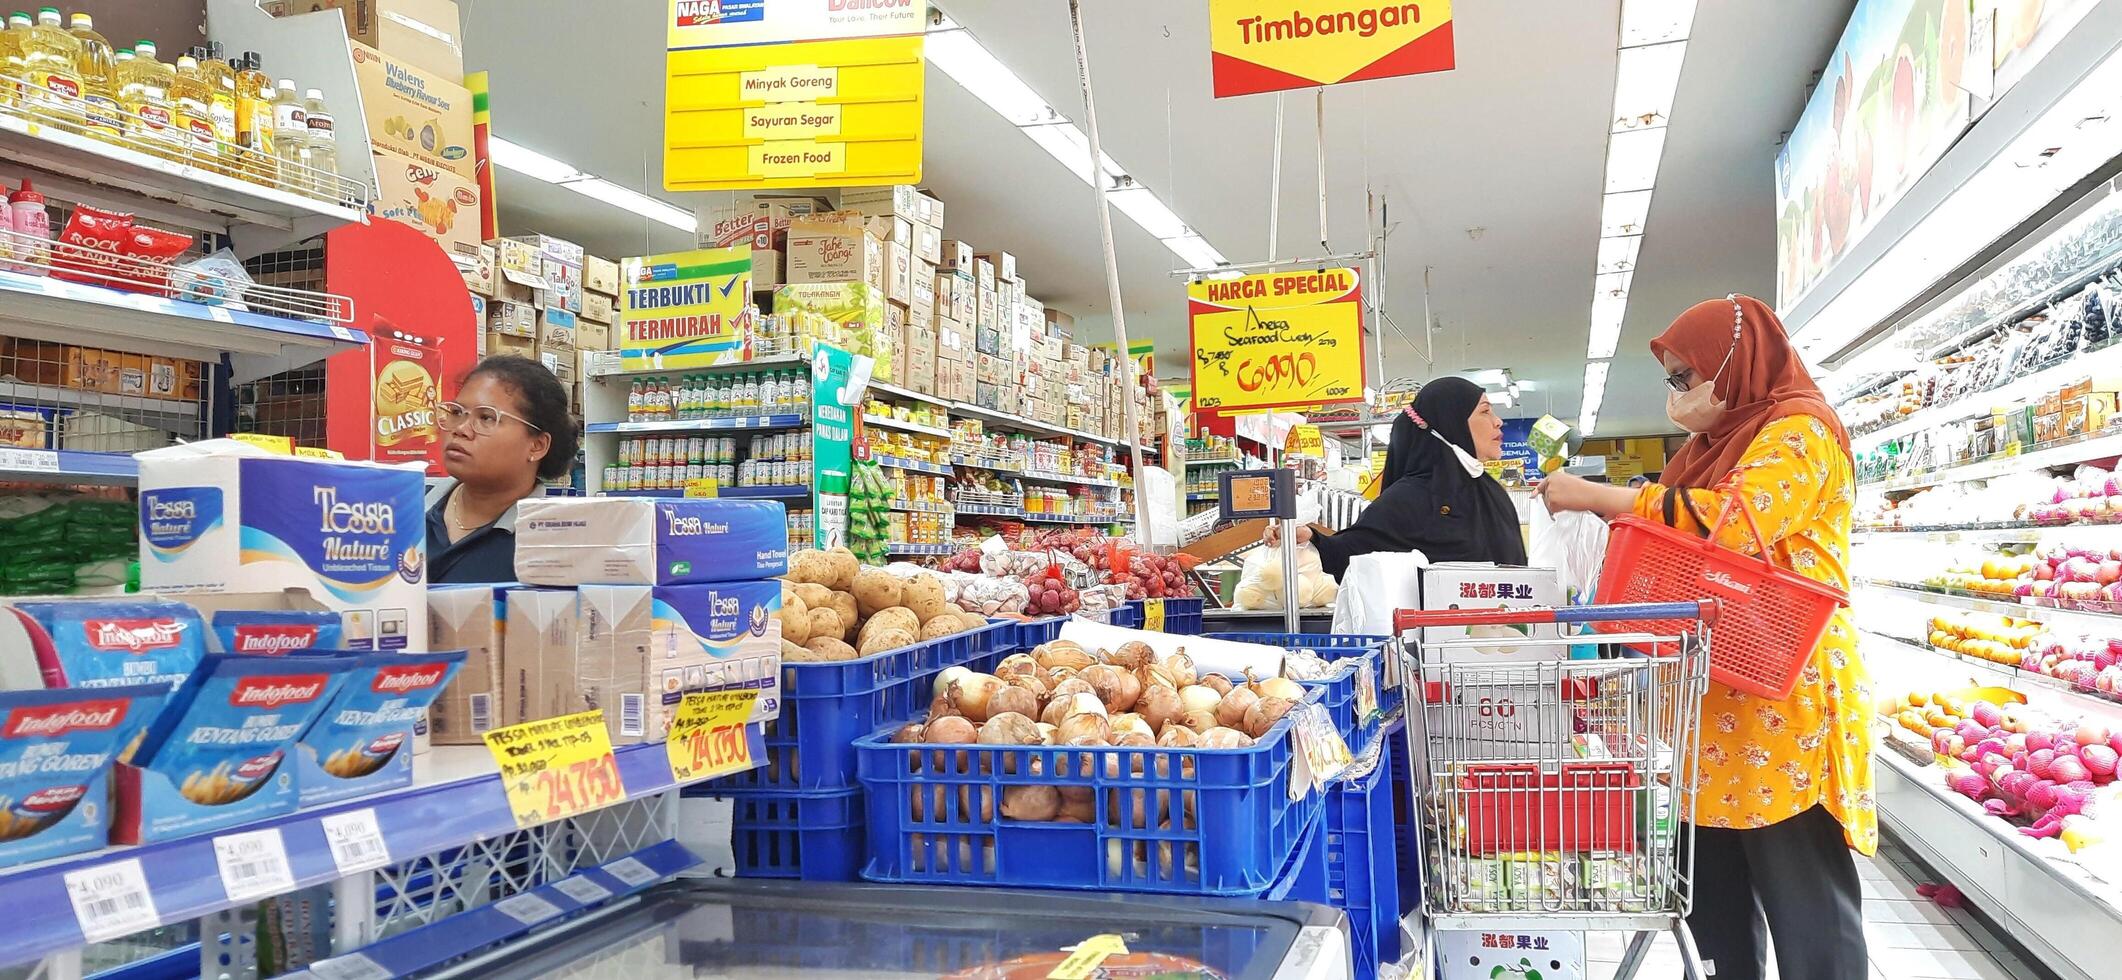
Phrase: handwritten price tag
[
  {"left": 683, "top": 478, "right": 720, "bottom": 498},
  {"left": 482, "top": 710, "right": 628, "bottom": 829},
  {"left": 666, "top": 690, "right": 760, "bottom": 782},
  {"left": 1140, "top": 598, "right": 1165, "bottom": 632}
]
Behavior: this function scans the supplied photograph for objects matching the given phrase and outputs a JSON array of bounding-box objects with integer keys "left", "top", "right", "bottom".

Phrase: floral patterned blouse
[{"left": 1629, "top": 414, "right": 1877, "bottom": 854}]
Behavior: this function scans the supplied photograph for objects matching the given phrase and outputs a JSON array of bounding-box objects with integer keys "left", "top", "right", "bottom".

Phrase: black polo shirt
[{"left": 426, "top": 481, "right": 522, "bottom": 584}]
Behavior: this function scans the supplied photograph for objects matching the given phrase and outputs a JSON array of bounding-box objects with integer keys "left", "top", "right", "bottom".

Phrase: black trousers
[{"left": 1683, "top": 805, "right": 1867, "bottom": 980}]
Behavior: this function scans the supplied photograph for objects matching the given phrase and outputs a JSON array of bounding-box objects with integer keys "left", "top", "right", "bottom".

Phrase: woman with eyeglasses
[
  {"left": 1538, "top": 294, "right": 1873, "bottom": 980},
  {"left": 426, "top": 356, "right": 579, "bottom": 584}
]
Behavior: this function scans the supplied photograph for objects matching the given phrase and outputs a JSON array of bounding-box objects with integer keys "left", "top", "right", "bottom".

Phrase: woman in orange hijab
[{"left": 1540, "top": 294, "right": 1874, "bottom": 980}]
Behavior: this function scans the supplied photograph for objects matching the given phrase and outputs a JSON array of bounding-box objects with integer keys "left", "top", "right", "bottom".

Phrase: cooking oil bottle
[
  {"left": 197, "top": 43, "right": 238, "bottom": 176},
  {"left": 232, "top": 51, "right": 274, "bottom": 184},
  {"left": 115, "top": 40, "right": 178, "bottom": 159},
  {"left": 66, "top": 12, "right": 120, "bottom": 142},
  {"left": 18, "top": 8, "right": 79, "bottom": 130},
  {"left": 0, "top": 11, "right": 33, "bottom": 108},
  {"left": 301, "top": 87, "right": 338, "bottom": 197},
  {"left": 270, "top": 78, "right": 308, "bottom": 180},
  {"left": 168, "top": 52, "right": 217, "bottom": 172}
]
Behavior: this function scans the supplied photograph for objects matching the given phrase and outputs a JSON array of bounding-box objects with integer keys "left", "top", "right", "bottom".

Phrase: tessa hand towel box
[
  {"left": 513, "top": 497, "right": 788, "bottom": 586},
  {"left": 579, "top": 581, "right": 782, "bottom": 738},
  {"left": 136, "top": 440, "right": 429, "bottom": 652}
]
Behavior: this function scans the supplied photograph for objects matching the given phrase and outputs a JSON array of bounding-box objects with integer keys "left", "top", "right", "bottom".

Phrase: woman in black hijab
[{"left": 1266, "top": 376, "right": 1527, "bottom": 575}]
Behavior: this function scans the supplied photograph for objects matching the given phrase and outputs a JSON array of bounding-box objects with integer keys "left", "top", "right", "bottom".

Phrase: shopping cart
[{"left": 1392, "top": 600, "right": 1715, "bottom": 980}]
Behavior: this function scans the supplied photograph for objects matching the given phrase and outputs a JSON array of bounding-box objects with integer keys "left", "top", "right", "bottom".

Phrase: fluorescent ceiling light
[
  {"left": 1597, "top": 235, "right": 1641, "bottom": 274},
  {"left": 1620, "top": 0, "right": 1697, "bottom": 47},
  {"left": 1581, "top": 360, "right": 1611, "bottom": 419},
  {"left": 1580, "top": 411, "right": 1600, "bottom": 435},
  {"left": 1486, "top": 391, "right": 1515, "bottom": 407},
  {"left": 925, "top": 18, "right": 1063, "bottom": 126},
  {"left": 1611, "top": 41, "right": 1686, "bottom": 132},
  {"left": 1166, "top": 234, "right": 1228, "bottom": 269},
  {"left": 1588, "top": 281, "right": 1629, "bottom": 359},
  {"left": 1605, "top": 127, "right": 1667, "bottom": 193},
  {"left": 1109, "top": 187, "right": 1190, "bottom": 240},
  {"left": 488, "top": 136, "right": 583, "bottom": 183},
  {"left": 1465, "top": 368, "right": 1511, "bottom": 386},
  {"left": 1601, "top": 190, "right": 1654, "bottom": 236},
  {"left": 567, "top": 177, "right": 697, "bottom": 232}
]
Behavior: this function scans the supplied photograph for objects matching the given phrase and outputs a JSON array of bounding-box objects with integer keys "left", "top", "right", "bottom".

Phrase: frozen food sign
[{"left": 1209, "top": 0, "right": 1455, "bottom": 98}]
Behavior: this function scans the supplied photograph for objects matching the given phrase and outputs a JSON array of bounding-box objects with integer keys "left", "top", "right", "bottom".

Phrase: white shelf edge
[{"left": 1862, "top": 432, "right": 2122, "bottom": 492}]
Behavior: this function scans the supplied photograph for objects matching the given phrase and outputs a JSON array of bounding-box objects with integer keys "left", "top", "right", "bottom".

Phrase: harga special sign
[
  {"left": 1188, "top": 268, "right": 1366, "bottom": 412},
  {"left": 618, "top": 246, "right": 753, "bottom": 371},
  {"left": 1208, "top": 0, "right": 1454, "bottom": 98}
]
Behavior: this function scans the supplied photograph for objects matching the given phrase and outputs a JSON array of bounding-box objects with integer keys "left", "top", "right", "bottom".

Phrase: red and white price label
[
  {"left": 602, "top": 856, "right": 659, "bottom": 888},
  {"left": 320, "top": 808, "right": 392, "bottom": 874},
  {"left": 305, "top": 953, "right": 393, "bottom": 980},
  {"left": 492, "top": 892, "right": 563, "bottom": 926},
  {"left": 214, "top": 828, "right": 296, "bottom": 902},
  {"left": 64, "top": 858, "right": 160, "bottom": 943},
  {"left": 552, "top": 876, "right": 612, "bottom": 905}
]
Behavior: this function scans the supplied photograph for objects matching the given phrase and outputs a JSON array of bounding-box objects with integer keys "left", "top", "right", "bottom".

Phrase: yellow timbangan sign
[
  {"left": 1188, "top": 268, "right": 1368, "bottom": 413},
  {"left": 665, "top": 3, "right": 925, "bottom": 191},
  {"left": 1209, "top": 0, "right": 1455, "bottom": 98}
]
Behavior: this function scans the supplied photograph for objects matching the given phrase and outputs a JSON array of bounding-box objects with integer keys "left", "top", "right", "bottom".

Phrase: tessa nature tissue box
[{"left": 512, "top": 497, "right": 789, "bottom": 587}]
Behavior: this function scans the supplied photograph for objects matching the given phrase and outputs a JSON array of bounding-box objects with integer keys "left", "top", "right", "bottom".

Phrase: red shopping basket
[{"left": 1593, "top": 496, "right": 1843, "bottom": 700}]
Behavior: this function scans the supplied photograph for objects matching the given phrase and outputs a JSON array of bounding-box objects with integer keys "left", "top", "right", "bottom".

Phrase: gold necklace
[{"left": 446, "top": 491, "right": 491, "bottom": 532}]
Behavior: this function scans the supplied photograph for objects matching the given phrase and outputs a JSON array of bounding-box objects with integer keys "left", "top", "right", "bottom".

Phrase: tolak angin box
[
  {"left": 513, "top": 497, "right": 789, "bottom": 587},
  {"left": 136, "top": 440, "right": 429, "bottom": 652}
]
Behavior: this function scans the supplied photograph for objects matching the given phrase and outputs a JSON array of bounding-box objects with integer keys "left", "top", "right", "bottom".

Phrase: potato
[
  {"left": 806, "top": 607, "right": 846, "bottom": 643},
  {"left": 786, "top": 550, "right": 834, "bottom": 586},
  {"left": 823, "top": 548, "right": 861, "bottom": 591},
  {"left": 852, "top": 568, "right": 904, "bottom": 617},
  {"left": 957, "top": 612, "right": 990, "bottom": 632},
  {"left": 860, "top": 607, "right": 920, "bottom": 647},
  {"left": 860, "top": 627, "right": 918, "bottom": 657},
  {"left": 777, "top": 589, "right": 811, "bottom": 646},
  {"left": 798, "top": 637, "right": 860, "bottom": 662},
  {"left": 919, "top": 615, "right": 965, "bottom": 641},
  {"left": 824, "top": 591, "right": 859, "bottom": 633},
  {"left": 781, "top": 638, "right": 810, "bottom": 659},
  {"left": 901, "top": 574, "right": 950, "bottom": 622},
  {"left": 792, "top": 582, "right": 834, "bottom": 611}
]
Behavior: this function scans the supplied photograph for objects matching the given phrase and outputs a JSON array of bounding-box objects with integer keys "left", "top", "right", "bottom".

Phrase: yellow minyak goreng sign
[
  {"left": 665, "top": 0, "right": 926, "bottom": 191},
  {"left": 1208, "top": 1, "right": 1454, "bottom": 98}
]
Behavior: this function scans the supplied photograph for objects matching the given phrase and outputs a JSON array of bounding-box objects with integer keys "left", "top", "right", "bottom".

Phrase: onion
[
  {"left": 994, "top": 653, "right": 1039, "bottom": 678},
  {"left": 1035, "top": 645, "right": 1096, "bottom": 672},
  {"left": 1200, "top": 673, "right": 1234, "bottom": 696},
  {"left": 933, "top": 666, "right": 972, "bottom": 701},
  {"left": 890, "top": 722, "right": 925, "bottom": 743},
  {"left": 1165, "top": 652, "right": 1198, "bottom": 687},
  {"left": 1216, "top": 687, "right": 1260, "bottom": 729},
  {"left": 1199, "top": 726, "right": 1256, "bottom": 749},
  {"left": 1050, "top": 677, "right": 1096, "bottom": 702},
  {"left": 1113, "top": 731, "right": 1156, "bottom": 747},
  {"left": 1057, "top": 712, "right": 1112, "bottom": 744},
  {"left": 926, "top": 694, "right": 960, "bottom": 722},
  {"left": 978, "top": 711, "right": 1042, "bottom": 746},
  {"left": 1035, "top": 722, "right": 1058, "bottom": 744},
  {"left": 1183, "top": 709, "right": 1220, "bottom": 733},
  {"left": 1177, "top": 685, "right": 1222, "bottom": 715},
  {"left": 1138, "top": 662, "right": 1179, "bottom": 691},
  {"left": 1004, "top": 673, "right": 1049, "bottom": 703},
  {"left": 949, "top": 673, "right": 1008, "bottom": 723},
  {"left": 1043, "top": 692, "right": 1106, "bottom": 727},
  {"left": 985, "top": 684, "right": 1039, "bottom": 722},
  {"left": 1112, "top": 669, "right": 1143, "bottom": 713},
  {"left": 1109, "top": 641, "right": 1155, "bottom": 671},
  {"left": 1109, "top": 713, "right": 1154, "bottom": 740},
  {"left": 1136, "top": 685, "right": 1184, "bottom": 734},
  {"left": 1058, "top": 787, "right": 1096, "bottom": 822},
  {"left": 1157, "top": 725, "right": 1199, "bottom": 748},
  {"left": 923, "top": 716, "right": 977, "bottom": 744},
  {"left": 1243, "top": 696, "right": 1296, "bottom": 738},
  {"left": 1081, "top": 665, "right": 1130, "bottom": 712},
  {"left": 1001, "top": 784, "right": 1060, "bottom": 821},
  {"left": 1251, "top": 675, "right": 1305, "bottom": 702}
]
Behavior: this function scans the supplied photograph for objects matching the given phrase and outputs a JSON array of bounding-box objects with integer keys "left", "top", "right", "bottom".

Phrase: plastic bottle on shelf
[
  {"left": 627, "top": 378, "right": 645, "bottom": 421},
  {"left": 0, "top": 179, "right": 12, "bottom": 267},
  {"left": 8, "top": 178, "right": 47, "bottom": 275},
  {"left": 232, "top": 51, "right": 276, "bottom": 184},
  {"left": 0, "top": 11, "right": 32, "bottom": 108},
  {"left": 270, "top": 78, "right": 308, "bottom": 180},
  {"left": 64, "top": 12, "right": 119, "bottom": 141},
  {"left": 115, "top": 40, "right": 177, "bottom": 159},
  {"left": 196, "top": 44, "right": 237, "bottom": 176},
  {"left": 18, "top": 8, "right": 79, "bottom": 129},
  {"left": 167, "top": 52, "right": 216, "bottom": 171},
  {"left": 300, "top": 88, "right": 337, "bottom": 197}
]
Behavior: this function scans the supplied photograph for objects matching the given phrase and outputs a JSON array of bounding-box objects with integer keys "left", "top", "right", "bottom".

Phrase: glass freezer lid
[{"left": 440, "top": 878, "right": 1333, "bottom": 980}]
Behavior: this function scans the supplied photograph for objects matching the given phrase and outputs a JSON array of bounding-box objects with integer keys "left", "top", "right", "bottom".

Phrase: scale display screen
[{"left": 1219, "top": 468, "right": 1295, "bottom": 521}]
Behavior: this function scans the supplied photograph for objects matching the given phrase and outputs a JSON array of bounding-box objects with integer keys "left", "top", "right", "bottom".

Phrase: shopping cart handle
[{"left": 1392, "top": 599, "right": 1717, "bottom": 631}]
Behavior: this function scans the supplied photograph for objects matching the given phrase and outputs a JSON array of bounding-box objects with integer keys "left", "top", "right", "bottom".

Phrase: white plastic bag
[
  {"left": 1232, "top": 543, "right": 1339, "bottom": 610},
  {"left": 1331, "top": 551, "right": 1430, "bottom": 635},
  {"left": 1530, "top": 504, "right": 1611, "bottom": 605}
]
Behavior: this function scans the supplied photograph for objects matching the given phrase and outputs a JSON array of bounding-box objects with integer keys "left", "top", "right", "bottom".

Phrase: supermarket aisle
[{"left": 1580, "top": 839, "right": 2044, "bottom": 979}]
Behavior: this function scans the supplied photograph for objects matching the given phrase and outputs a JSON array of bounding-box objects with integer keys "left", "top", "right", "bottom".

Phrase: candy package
[
  {"left": 49, "top": 204, "right": 137, "bottom": 289},
  {"left": 120, "top": 225, "right": 197, "bottom": 296}
]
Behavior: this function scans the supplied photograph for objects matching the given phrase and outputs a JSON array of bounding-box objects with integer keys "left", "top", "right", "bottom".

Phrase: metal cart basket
[{"left": 1393, "top": 600, "right": 1716, "bottom": 979}]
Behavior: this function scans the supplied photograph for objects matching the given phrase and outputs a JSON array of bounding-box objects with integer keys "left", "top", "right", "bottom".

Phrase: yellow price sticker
[
  {"left": 231, "top": 433, "right": 294, "bottom": 455},
  {"left": 1141, "top": 598, "right": 1166, "bottom": 632},
  {"left": 482, "top": 710, "right": 628, "bottom": 829},
  {"left": 684, "top": 478, "right": 720, "bottom": 498},
  {"left": 1047, "top": 934, "right": 1129, "bottom": 979},
  {"left": 666, "top": 690, "right": 761, "bottom": 782}
]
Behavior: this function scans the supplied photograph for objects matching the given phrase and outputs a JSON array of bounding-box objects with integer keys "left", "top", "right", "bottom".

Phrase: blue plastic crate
[
  {"left": 1117, "top": 597, "right": 1205, "bottom": 635},
  {"left": 1110, "top": 603, "right": 1143, "bottom": 629},
  {"left": 1204, "top": 632, "right": 1395, "bottom": 747},
  {"left": 1265, "top": 810, "right": 1327, "bottom": 903},
  {"left": 1327, "top": 729, "right": 1402, "bottom": 979},
  {"left": 1384, "top": 718, "right": 1421, "bottom": 919},
  {"left": 856, "top": 688, "right": 1326, "bottom": 896},
  {"left": 714, "top": 788, "right": 865, "bottom": 881},
  {"left": 1014, "top": 607, "right": 1113, "bottom": 649}
]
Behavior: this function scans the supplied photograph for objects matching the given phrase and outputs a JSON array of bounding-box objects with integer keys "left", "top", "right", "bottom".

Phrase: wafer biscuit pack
[
  {"left": 136, "top": 440, "right": 428, "bottom": 651},
  {"left": 512, "top": 497, "right": 789, "bottom": 586},
  {"left": 0, "top": 684, "right": 166, "bottom": 863},
  {"left": 114, "top": 652, "right": 356, "bottom": 843},
  {"left": 296, "top": 649, "right": 465, "bottom": 805}
]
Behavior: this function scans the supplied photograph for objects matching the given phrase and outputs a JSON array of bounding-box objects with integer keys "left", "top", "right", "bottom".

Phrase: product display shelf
[
  {"left": 1852, "top": 523, "right": 2079, "bottom": 541},
  {"left": 949, "top": 400, "right": 1145, "bottom": 455},
  {"left": 954, "top": 502, "right": 1024, "bottom": 519},
  {"left": 872, "top": 453, "right": 952, "bottom": 476},
  {"left": 586, "top": 414, "right": 809, "bottom": 434},
  {"left": 1862, "top": 629, "right": 2122, "bottom": 713},
  {"left": 1021, "top": 513, "right": 1129, "bottom": 526},
  {"left": 582, "top": 351, "right": 809, "bottom": 380},
  {"left": 889, "top": 499, "right": 951, "bottom": 514},
  {"left": 0, "top": 738, "right": 762, "bottom": 969},
  {"left": 1188, "top": 491, "right": 1219, "bottom": 502},
  {"left": 861, "top": 413, "right": 952, "bottom": 439},
  {"left": 1864, "top": 431, "right": 2122, "bottom": 493},
  {"left": 1020, "top": 469, "right": 1126, "bottom": 490},
  {"left": 948, "top": 454, "right": 1024, "bottom": 475},
  {"left": 0, "top": 268, "right": 367, "bottom": 368},
  {"left": 603, "top": 485, "right": 810, "bottom": 500},
  {"left": 0, "top": 447, "right": 140, "bottom": 485},
  {"left": 1855, "top": 578, "right": 2122, "bottom": 627},
  {"left": 885, "top": 542, "right": 953, "bottom": 556},
  {"left": 865, "top": 379, "right": 949, "bottom": 410}
]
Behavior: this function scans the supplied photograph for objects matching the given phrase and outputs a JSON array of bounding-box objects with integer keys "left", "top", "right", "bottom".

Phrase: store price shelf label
[
  {"left": 64, "top": 857, "right": 159, "bottom": 943},
  {"left": 667, "top": 690, "right": 761, "bottom": 782},
  {"left": 1287, "top": 703, "right": 1352, "bottom": 801},
  {"left": 1049, "top": 934, "right": 1130, "bottom": 980},
  {"left": 551, "top": 875, "right": 612, "bottom": 905},
  {"left": 481, "top": 710, "right": 628, "bottom": 829},
  {"left": 1142, "top": 598, "right": 1165, "bottom": 632},
  {"left": 602, "top": 856, "right": 660, "bottom": 888},
  {"left": 491, "top": 892, "right": 563, "bottom": 926},
  {"left": 683, "top": 477, "right": 720, "bottom": 498},
  {"left": 320, "top": 807, "right": 392, "bottom": 874},
  {"left": 1355, "top": 659, "right": 1379, "bottom": 720},
  {"left": 0, "top": 448, "right": 57, "bottom": 473},
  {"left": 305, "top": 953, "right": 393, "bottom": 980},
  {"left": 214, "top": 828, "right": 296, "bottom": 902}
]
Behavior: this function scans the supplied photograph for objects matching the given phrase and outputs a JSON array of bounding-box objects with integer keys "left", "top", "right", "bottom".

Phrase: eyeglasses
[
  {"left": 440, "top": 401, "right": 543, "bottom": 435},
  {"left": 1663, "top": 369, "right": 1697, "bottom": 393}
]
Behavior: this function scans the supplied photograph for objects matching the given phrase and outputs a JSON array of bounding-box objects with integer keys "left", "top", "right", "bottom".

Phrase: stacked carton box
[
  {"left": 348, "top": 40, "right": 480, "bottom": 260},
  {"left": 842, "top": 185, "right": 948, "bottom": 395}
]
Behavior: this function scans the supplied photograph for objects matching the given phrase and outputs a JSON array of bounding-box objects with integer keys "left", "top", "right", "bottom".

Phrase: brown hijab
[{"left": 1651, "top": 293, "right": 1851, "bottom": 489}]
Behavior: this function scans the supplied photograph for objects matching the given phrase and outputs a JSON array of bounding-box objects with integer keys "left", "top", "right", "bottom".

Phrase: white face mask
[
  {"left": 1437, "top": 430, "right": 1485, "bottom": 478},
  {"left": 1666, "top": 382, "right": 1726, "bottom": 433}
]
